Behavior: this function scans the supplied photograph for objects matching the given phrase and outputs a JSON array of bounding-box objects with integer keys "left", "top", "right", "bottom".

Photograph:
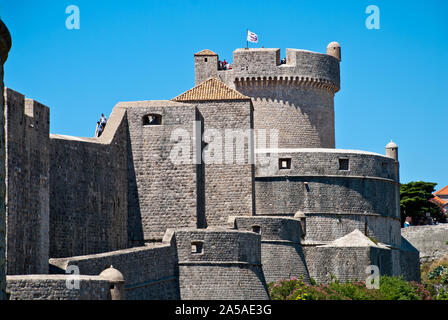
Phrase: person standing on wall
[
  {"left": 95, "top": 121, "right": 103, "bottom": 137},
  {"left": 100, "top": 113, "right": 107, "bottom": 132}
]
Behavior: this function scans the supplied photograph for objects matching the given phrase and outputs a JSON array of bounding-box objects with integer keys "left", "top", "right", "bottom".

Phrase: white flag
[{"left": 247, "top": 30, "right": 258, "bottom": 43}]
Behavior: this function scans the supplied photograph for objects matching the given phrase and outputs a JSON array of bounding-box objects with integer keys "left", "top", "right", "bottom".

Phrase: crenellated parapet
[
  {"left": 195, "top": 44, "right": 341, "bottom": 149},
  {"left": 225, "top": 48, "right": 340, "bottom": 93},
  {"left": 233, "top": 76, "right": 339, "bottom": 94},
  {"left": 195, "top": 46, "right": 340, "bottom": 93}
]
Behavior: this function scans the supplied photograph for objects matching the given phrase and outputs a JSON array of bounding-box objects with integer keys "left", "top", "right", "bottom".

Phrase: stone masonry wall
[
  {"left": 195, "top": 101, "right": 255, "bottom": 226},
  {"left": 255, "top": 149, "right": 401, "bottom": 246},
  {"left": 4, "top": 88, "right": 50, "bottom": 274},
  {"left": 7, "top": 275, "right": 111, "bottom": 300},
  {"left": 173, "top": 228, "right": 270, "bottom": 300},
  {"left": 0, "top": 18, "right": 10, "bottom": 300},
  {"left": 402, "top": 224, "right": 448, "bottom": 263},
  {"left": 49, "top": 107, "right": 128, "bottom": 258},
  {"left": 305, "top": 214, "right": 401, "bottom": 246},
  {"left": 49, "top": 242, "right": 179, "bottom": 300},
  {"left": 304, "top": 246, "right": 392, "bottom": 284},
  {"left": 213, "top": 47, "right": 340, "bottom": 148},
  {"left": 238, "top": 84, "right": 335, "bottom": 148},
  {"left": 195, "top": 54, "right": 218, "bottom": 85},
  {"left": 0, "top": 67, "right": 4, "bottom": 300},
  {"left": 119, "top": 101, "right": 200, "bottom": 242},
  {"left": 230, "top": 216, "right": 310, "bottom": 283}
]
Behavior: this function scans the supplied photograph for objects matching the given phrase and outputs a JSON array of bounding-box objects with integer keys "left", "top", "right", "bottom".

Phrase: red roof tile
[{"left": 434, "top": 185, "right": 448, "bottom": 196}]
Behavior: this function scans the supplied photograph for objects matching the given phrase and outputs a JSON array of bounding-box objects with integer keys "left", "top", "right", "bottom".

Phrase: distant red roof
[
  {"left": 431, "top": 195, "right": 446, "bottom": 207},
  {"left": 434, "top": 185, "right": 448, "bottom": 196}
]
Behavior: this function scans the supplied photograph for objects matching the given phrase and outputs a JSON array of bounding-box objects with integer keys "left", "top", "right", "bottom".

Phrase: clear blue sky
[{"left": 1, "top": 0, "right": 447, "bottom": 189}]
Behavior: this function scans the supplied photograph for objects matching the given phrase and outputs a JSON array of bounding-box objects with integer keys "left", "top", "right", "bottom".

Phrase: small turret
[
  {"left": 327, "top": 41, "right": 341, "bottom": 62},
  {"left": 385, "top": 140, "right": 398, "bottom": 161},
  {"left": 194, "top": 49, "right": 219, "bottom": 86},
  {"left": 99, "top": 265, "right": 125, "bottom": 300}
]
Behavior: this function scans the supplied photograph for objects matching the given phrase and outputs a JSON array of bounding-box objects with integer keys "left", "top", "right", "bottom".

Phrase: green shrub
[
  {"left": 268, "top": 275, "right": 431, "bottom": 300},
  {"left": 378, "top": 276, "right": 422, "bottom": 300},
  {"left": 428, "top": 265, "right": 448, "bottom": 280},
  {"left": 436, "top": 287, "right": 448, "bottom": 300}
]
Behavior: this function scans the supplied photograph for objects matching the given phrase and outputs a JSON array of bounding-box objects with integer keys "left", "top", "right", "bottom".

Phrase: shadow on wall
[
  {"left": 126, "top": 124, "right": 144, "bottom": 247},
  {"left": 195, "top": 110, "right": 207, "bottom": 229}
]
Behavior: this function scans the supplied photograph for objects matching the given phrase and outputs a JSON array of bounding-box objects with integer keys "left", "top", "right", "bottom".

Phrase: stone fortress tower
[
  {"left": 191, "top": 45, "right": 419, "bottom": 284},
  {"left": 1, "top": 16, "right": 420, "bottom": 299},
  {"left": 195, "top": 45, "right": 339, "bottom": 149}
]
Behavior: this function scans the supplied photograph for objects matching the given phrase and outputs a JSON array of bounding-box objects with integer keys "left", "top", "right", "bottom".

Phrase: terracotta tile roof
[
  {"left": 172, "top": 78, "right": 250, "bottom": 102},
  {"left": 194, "top": 49, "right": 218, "bottom": 56},
  {"left": 430, "top": 195, "right": 446, "bottom": 208},
  {"left": 434, "top": 185, "right": 448, "bottom": 196}
]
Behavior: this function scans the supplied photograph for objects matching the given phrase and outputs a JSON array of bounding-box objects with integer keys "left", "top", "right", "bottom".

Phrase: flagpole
[{"left": 246, "top": 28, "right": 248, "bottom": 49}]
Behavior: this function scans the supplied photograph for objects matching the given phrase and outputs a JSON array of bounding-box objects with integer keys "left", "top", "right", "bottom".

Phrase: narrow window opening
[
  {"left": 252, "top": 225, "right": 261, "bottom": 234},
  {"left": 191, "top": 241, "right": 204, "bottom": 254},
  {"left": 204, "top": 57, "right": 208, "bottom": 62},
  {"left": 304, "top": 181, "right": 310, "bottom": 192},
  {"left": 339, "top": 158, "right": 349, "bottom": 171},
  {"left": 279, "top": 158, "right": 291, "bottom": 170},
  {"left": 143, "top": 114, "right": 162, "bottom": 126}
]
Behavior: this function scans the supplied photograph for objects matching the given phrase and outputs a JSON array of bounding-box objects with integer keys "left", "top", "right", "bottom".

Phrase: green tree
[{"left": 400, "top": 181, "right": 443, "bottom": 226}]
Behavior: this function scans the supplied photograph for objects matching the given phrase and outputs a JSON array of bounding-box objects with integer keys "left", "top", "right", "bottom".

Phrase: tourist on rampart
[
  {"left": 95, "top": 121, "right": 102, "bottom": 137},
  {"left": 100, "top": 113, "right": 107, "bottom": 131}
]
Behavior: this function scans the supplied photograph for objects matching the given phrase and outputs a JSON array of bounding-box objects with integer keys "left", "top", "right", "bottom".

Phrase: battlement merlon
[
  {"left": 195, "top": 44, "right": 341, "bottom": 92},
  {"left": 4, "top": 88, "right": 50, "bottom": 129}
]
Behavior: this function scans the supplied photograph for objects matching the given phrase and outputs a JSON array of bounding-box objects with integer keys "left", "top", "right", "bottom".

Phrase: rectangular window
[
  {"left": 279, "top": 158, "right": 291, "bottom": 170},
  {"left": 339, "top": 158, "right": 349, "bottom": 171},
  {"left": 191, "top": 241, "right": 204, "bottom": 254},
  {"left": 252, "top": 225, "right": 261, "bottom": 234}
]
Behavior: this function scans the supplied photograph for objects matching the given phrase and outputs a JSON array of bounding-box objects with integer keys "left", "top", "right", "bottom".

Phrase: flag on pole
[{"left": 247, "top": 30, "right": 258, "bottom": 43}]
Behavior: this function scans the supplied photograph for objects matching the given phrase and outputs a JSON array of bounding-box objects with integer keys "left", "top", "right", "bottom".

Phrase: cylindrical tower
[
  {"left": 229, "top": 216, "right": 311, "bottom": 284},
  {"left": 385, "top": 140, "right": 398, "bottom": 161},
  {"left": 99, "top": 266, "right": 126, "bottom": 300},
  {"left": 0, "top": 19, "right": 11, "bottom": 300},
  {"left": 254, "top": 149, "right": 402, "bottom": 247},
  {"left": 174, "top": 228, "right": 270, "bottom": 300},
  {"left": 327, "top": 41, "right": 341, "bottom": 61},
  {"left": 211, "top": 44, "right": 341, "bottom": 149}
]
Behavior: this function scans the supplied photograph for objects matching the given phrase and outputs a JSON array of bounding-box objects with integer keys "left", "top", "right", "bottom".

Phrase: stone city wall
[
  {"left": 304, "top": 246, "right": 392, "bottom": 284},
  {"left": 195, "top": 101, "right": 255, "bottom": 226},
  {"left": 304, "top": 214, "right": 401, "bottom": 246},
  {"left": 0, "top": 18, "right": 11, "bottom": 300},
  {"left": 49, "top": 107, "right": 128, "bottom": 258},
  {"left": 255, "top": 151, "right": 399, "bottom": 218},
  {"left": 229, "top": 216, "right": 310, "bottom": 283},
  {"left": 49, "top": 242, "right": 179, "bottom": 300},
  {"left": 172, "top": 228, "right": 269, "bottom": 300},
  {"left": 4, "top": 88, "right": 50, "bottom": 274},
  {"left": 6, "top": 275, "right": 111, "bottom": 300},
  {"left": 254, "top": 149, "right": 400, "bottom": 246},
  {"left": 402, "top": 224, "right": 448, "bottom": 263},
  {"left": 119, "top": 101, "right": 201, "bottom": 242}
]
